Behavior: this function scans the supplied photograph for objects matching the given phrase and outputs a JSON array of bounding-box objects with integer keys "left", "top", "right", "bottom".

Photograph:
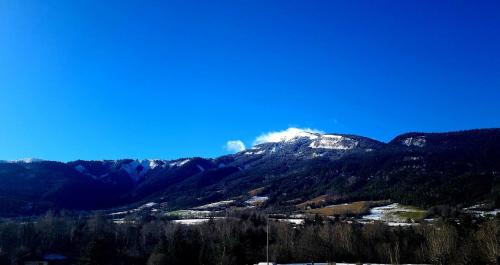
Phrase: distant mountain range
[{"left": 0, "top": 128, "right": 499, "bottom": 216}]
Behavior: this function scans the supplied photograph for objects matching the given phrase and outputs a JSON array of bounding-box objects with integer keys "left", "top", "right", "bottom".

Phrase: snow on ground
[
  {"left": 244, "top": 147, "right": 266, "bottom": 155},
  {"left": 172, "top": 219, "right": 211, "bottom": 225},
  {"left": 109, "top": 211, "right": 129, "bottom": 216},
  {"left": 109, "top": 202, "right": 158, "bottom": 216},
  {"left": 194, "top": 200, "right": 234, "bottom": 210},
  {"left": 309, "top": 135, "right": 358, "bottom": 150},
  {"left": 166, "top": 210, "right": 214, "bottom": 218},
  {"left": 169, "top": 159, "right": 191, "bottom": 168},
  {"left": 312, "top": 152, "right": 325, "bottom": 158},
  {"left": 120, "top": 160, "right": 153, "bottom": 182},
  {"left": 362, "top": 203, "right": 400, "bottom": 221},
  {"left": 385, "top": 222, "right": 418, "bottom": 227},
  {"left": 94, "top": 160, "right": 168, "bottom": 181},
  {"left": 171, "top": 218, "right": 224, "bottom": 225},
  {"left": 112, "top": 218, "right": 137, "bottom": 224},
  {"left": 290, "top": 214, "right": 306, "bottom": 218},
  {"left": 246, "top": 196, "right": 269, "bottom": 205},
  {"left": 463, "top": 203, "right": 488, "bottom": 210},
  {"left": 275, "top": 219, "right": 305, "bottom": 225},
  {"left": 196, "top": 164, "right": 205, "bottom": 172},
  {"left": 112, "top": 218, "right": 127, "bottom": 224},
  {"left": 460, "top": 203, "right": 500, "bottom": 217},
  {"left": 464, "top": 209, "right": 500, "bottom": 217},
  {"left": 245, "top": 150, "right": 265, "bottom": 155},
  {"left": 401, "top": 136, "right": 426, "bottom": 147},
  {"left": 137, "top": 202, "right": 157, "bottom": 210},
  {"left": 362, "top": 203, "right": 425, "bottom": 224},
  {"left": 148, "top": 160, "right": 163, "bottom": 169},
  {"left": 249, "top": 127, "right": 363, "bottom": 150}
]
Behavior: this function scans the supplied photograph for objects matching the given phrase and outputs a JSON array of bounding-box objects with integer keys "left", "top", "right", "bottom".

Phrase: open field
[
  {"left": 296, "top": 195, "right": 328, "bottom": 209},
  {"left": 306, "top": 200, "right": 389, "bottom": 217},
  {"left": 248, "top": 186, "right": 267, "bottom": 196},
  {"left": 362, "top": 203, "right": 427, "bottom": 223}
]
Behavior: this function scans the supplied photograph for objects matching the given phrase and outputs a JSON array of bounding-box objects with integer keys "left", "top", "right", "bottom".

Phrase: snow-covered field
[
  {"left": 112, "top": 218, "right": 136, "bottom": 224},
  {"left": 274, "top": 218, "right": 305, "bottom": 225},
  {"left": 465, "top": 209, "right": 500, "bottom": 217},
  {"left": 172, "top": 219, "right": 211, "bottom": 225},
  {"left": 361, "top": 203, "right": 426, "bottom": 226},
  {"left": 463, "top": 204, "right": 500, "bottom": 217},
  {"left": 166, "top": 210, "right": 215, "bottom": 218},
  {"left": 109, "top": 202, "right": 158, "bottom": 216},
  {"left": 193, "top": 200, "right": 234, "bottom": 210},
  {"left": 246, "top": 196, "right": 269, "bottom": 205},
  {"left": 172, "top": 217, "right": 226, "bottom": 225}
]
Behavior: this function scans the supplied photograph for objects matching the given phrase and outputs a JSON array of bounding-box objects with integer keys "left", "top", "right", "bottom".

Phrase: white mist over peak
[
  {"left": 253, "top": 127, "right": 324, "bottom": 146},
  {"left": 226, "top": 140, "right": 246, "bottom": 153},
  {"left": 224, "top": 127, "right": 365, "bottom": 156}
]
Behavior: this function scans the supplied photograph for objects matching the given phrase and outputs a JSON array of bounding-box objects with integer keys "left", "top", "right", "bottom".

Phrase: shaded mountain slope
[{"left": 0, "top": 129, "right": 499, "bottom": 216}]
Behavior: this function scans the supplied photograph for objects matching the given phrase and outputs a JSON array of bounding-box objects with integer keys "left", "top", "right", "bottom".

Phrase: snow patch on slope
[
  {"left": 194, "top": 200, "right": 234, "bottom": 210},
  {"left": 309, "top": 135, "right": 358, "bottom": 150},
  {"left": 120, "top": 160, "right": 152, "bottom": 182},
  {"left": 149, "top": 160, "right": 163, "bottom": 169},
  {"left": 170, "top": 159, "right": 191, "bottom": 168},
  {"left": 109, "top": 202, "right": 158, "bottom": 216},
  {"left": 196, "top": 164, "right": 205, "bottom": 172},
  {"left": 244, "top": 148, "right": 265, "bottom": 155},
  {"left": 245, "top": 196, "right": 269, "bottom": 205},
  {"left": 401, "top": 136, "right": 426, "bottom": 147}
]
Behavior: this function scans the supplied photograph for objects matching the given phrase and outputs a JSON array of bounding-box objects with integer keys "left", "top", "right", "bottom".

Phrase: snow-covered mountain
[
  {"left": 227, "top": 128, "right": 384, "bottom": 167},
  {"left": 0, "top": 128, "right": 498, "bottom": 217},
  {"left": 72, "top": 159, "right": 167, "bottom": 182},
  {"left": 63, "top": 129, "right": 383, "bottom": 185}
]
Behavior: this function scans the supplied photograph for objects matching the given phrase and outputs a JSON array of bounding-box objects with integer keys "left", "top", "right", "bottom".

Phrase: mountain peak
[
  {"left": 308, "top": 134, "right": 359, "bottom": 150},
  {"left": 250, "top": 128, "right": 381, "bottom": 153},
  {"left": 253, "top": 127, "right": 322, "bottom": 145}
]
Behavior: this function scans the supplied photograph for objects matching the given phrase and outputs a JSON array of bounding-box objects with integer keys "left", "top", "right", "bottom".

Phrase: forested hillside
[{"left": 0, "top": 129, "right": 498, "bottom": 216}]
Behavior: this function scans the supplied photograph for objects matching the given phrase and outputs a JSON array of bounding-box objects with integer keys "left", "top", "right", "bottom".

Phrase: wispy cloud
[
  {"left": 253, "top": 127, "right": 324, "bottom": 146},
  {"left": 225, "top": 140, "right": 246, "bottom": 153}
]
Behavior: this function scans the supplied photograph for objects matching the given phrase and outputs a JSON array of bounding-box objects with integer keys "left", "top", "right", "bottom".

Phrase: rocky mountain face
[{"left": 0, "top": 128, "right": 499, "bottom": 216}]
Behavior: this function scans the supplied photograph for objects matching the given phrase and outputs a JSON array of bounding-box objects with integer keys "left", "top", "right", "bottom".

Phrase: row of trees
[{"left": 0, "top": 211, "right": 498, "bottom": 265}]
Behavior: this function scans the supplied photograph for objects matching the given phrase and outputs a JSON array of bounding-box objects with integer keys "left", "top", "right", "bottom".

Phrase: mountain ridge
[{"left": 0, "top": 128, "right": 499, "bottom": 216}]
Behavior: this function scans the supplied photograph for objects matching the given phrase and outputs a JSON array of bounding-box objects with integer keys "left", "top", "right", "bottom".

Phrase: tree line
[{"left": 0, "top": 211, "right": 498, "bottom": 265}]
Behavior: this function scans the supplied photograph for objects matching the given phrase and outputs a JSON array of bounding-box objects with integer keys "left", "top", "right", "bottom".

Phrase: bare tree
[
  {"left": 476, "top": 220, "right": 499, "bottom": 264},
  {"left": 425, "top": 224, "right": 458, "bottom": 265}
]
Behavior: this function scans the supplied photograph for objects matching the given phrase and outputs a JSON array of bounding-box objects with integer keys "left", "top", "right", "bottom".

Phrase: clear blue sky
[{"left": 0, "top": 0, "right": 499, "bottom": 161}]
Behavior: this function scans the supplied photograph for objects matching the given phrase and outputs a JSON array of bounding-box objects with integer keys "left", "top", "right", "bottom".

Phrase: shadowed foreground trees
[{"left": 0, "top": 211, "right": 498, "bottom": 265}]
